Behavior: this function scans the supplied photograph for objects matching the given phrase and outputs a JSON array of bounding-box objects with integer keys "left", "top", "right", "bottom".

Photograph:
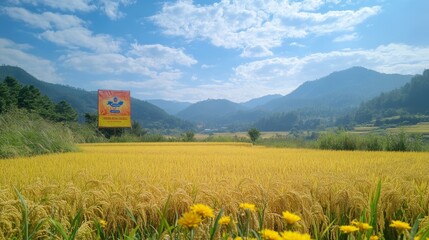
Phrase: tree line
[{"left": 0, "top": 76, "right": 78, "bottom": 122}]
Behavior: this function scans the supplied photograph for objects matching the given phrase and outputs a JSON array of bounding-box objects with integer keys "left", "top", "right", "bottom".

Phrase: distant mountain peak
[{"left": 260, "top": 67, "right": 412, "bottom": 112}]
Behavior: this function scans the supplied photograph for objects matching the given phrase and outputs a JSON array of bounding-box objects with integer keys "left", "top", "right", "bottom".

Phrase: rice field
[
  {"left": 388, "top": 122, "right": 429, "bottom": 136},
  {"left": 1, "top": 142, "right": 429, "bottom": 239}
]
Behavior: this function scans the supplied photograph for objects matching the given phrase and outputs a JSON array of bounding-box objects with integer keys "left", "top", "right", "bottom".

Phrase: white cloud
[
  {"left": 0, "top": 38, "right": 61, "bottom": 83},
  {"left": 150, "top": 0, "right": 380, "bottom": 56},
  {"left": 2, "top": 7, "right": 120, "bottom": 53},
  {"left": 85, "top": 43, "right": 429, "bottom": 102},
  {"left": 62, "top": 43, "right": 197, "bottom": 78},
  {"left": 99, "top": 0, "right": 135, "bottom": 20},
  {"left": 40, "top": 27, "right": 122, "bottom": 53},
  {"left": 290, "top": 42, "right": 306, "bottom": 48},
  {"left": 129, "top": 43, "right": 197, "bottom": 67},
  {"left": 308, "top": 6, "right": 381, "bottom": 34},
  {"left": 333, "top": 33, "right": 359, "bottom": 42},
  {"left": 240, "top": 45, "right": 273, "bottom": 58},
  {"left": 234, "top": 43, "right": 429, "bottom": 89},
  {"left": 9, "top": 0, "right": 135, "bottom": 20},
  {"left": 13, "top": 0, "right": 95, "bottom": 12},
  {"left": 2, "top": 7, "right": 84, "bottom": 30}
]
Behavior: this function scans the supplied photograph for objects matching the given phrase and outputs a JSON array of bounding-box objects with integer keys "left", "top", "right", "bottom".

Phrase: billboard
[{"left": 98, "top": 90, "right": 131, "bottom": 128}]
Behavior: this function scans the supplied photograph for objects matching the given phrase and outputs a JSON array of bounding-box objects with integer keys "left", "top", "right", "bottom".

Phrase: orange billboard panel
[{"left": 98, "top": 90, "right": 131, "bottom": 128}]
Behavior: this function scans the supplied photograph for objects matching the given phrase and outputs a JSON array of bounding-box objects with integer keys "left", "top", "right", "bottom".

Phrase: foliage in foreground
[
  {"left": 0, "top": 109, "right": 78, "bottom": 158},
  {"left": 9, "top": 185, "right": 429, "bottom": 240}
]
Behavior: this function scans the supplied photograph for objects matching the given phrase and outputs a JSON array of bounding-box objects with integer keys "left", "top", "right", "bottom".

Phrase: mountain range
[
  {"left": 153, "top": 67, "right": 411, "bottom": 129},
  {"left": 0, "top": 65, "right": 420, "bottom": 131},
  {"left": 259, "top": 67, "right": 412, "bottom": 112}
]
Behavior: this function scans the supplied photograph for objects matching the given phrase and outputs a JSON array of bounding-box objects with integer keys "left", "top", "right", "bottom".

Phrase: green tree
[
  {"left": 18, "top": 85, "right": 42, "bottom": 111},
  {"left": 0, "top": 82, "right": 9, "bottom": 113},
  {"left": 181, "top": 131, "right": 195, "bottom": 142},
  {"left": 248, "top": 128, "right": 261, "bottom": 143},
  {"left": 36, "top": 95, "right": 56, "bottom": 120},
  {"left": 54, "top": 100, "right": 78, "bottom": 122},
  {"left": 84, "top": 113, "right": 98, "bottom": 126},
  {"left": 4, "top": 76, "right": 22, "bottom": 107},
  {"left": 130, "top": 120, "right": 147, "bottom": 136}
]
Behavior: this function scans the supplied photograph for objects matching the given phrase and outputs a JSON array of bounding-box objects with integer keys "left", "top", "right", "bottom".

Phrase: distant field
[
  {"left": 352, "top": 126, "right": 379, "bottom": 133},
  {"left": 195, "top": 131, "right": 289, "bottom": 140},
  {"left": 352, "top": 122, "right": 429, "bottom": 137},
  {"left": 1, "top": 143, "right": 428, "bottom": 239},
  {"left": 387, "top": 122, "right": 429, "bottom": 134}
]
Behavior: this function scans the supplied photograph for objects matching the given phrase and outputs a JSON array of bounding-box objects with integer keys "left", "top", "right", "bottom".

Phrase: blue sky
[{"left": 1, "top": 0, "right": 429, "bottom": 103}]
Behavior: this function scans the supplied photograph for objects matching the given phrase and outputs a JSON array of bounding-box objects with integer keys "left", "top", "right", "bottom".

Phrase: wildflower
[
  {"left": 190, "top": 203, "right": 215, "bottom": 218},
  {"left": 282, "top": 211, "right": 301, "bottom": 225},
  {"left": 339, "top": 225, "right": 359, "bottom": 234},
  {"left": 99, "top": 219, "right": 107, "bottom": 229},
  {"left": 239, "top": 202, "right": 256, "bottom": 212},
  {"left": 281, "top": 230, "right": 311, "bottom": 240},
  {"left": 260, "top": 229, "right": 282, "bottom": 240},
  {"left": 389, "top": 220, "right": 411, "bottom": 232},
  {"left": 351, "top": 220, "right": 372, "bottom": 231},
  {"left": 178, "top": 211, "right": 202, "bottom": 229},
  {"left": 219, "top": 216, "right": 231, "bottom": 226},
  {"left": 369, "top": 235, "right": 379, "bottom": 240}
]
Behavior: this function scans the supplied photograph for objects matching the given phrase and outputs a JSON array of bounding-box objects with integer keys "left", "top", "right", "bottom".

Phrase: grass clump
[{"left": 0, "top": 109, "right": 78, "bottom": 158}]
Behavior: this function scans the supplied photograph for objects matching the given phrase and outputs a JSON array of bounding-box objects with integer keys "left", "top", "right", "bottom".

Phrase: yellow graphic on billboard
[{"left": 98, "top": 90, "right": 131, "bottom": 128}]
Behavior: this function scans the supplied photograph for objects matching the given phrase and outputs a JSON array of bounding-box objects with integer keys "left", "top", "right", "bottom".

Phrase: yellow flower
[
  {"left": 260, "top": 229, "right": 282, "bottom": 240},
  {"left": 190, "top": 203, "right": 215, "bottom": 218},
  {"left": 219, "top": 216, "right": 231, "bottom": 225},
  {"left": 281, "top": 230, "right": 311, "bottom": 240},
  {"left": 239, "top": 202, "right": 256, "bottom": 212},
  {"left": 339, "top": 225, "right": 359, "bottom": 234},
  {"left": 351, "top": 220, "right": 372, "bottom": 231},
  {"left": 414, "top": 236, "right": 429, "bottom": 240},
  {"left": 389, "top": 220, "right": 411, "bottom": 232},
  {"left": 178, "top": 211, "right": 202, "bottom": 229},
  {"left": 99, "top": 219, "right": 107, "bottom": 229},
  {"left": 369, "top": 235, "right": 379, "bottom": 240},
  {"left": 282, "top": 211, "right": 301, "bottom": 225}
]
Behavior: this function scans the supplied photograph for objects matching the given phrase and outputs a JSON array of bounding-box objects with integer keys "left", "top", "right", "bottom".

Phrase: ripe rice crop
[{"left": 0, "top": 142, "right": 428, "bottom": 239}]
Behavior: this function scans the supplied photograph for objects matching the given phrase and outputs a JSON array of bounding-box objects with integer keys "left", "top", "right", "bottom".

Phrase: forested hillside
[
  {"left": 260, "top": 67, "right": 411, "bottom": 112},
  {"left": 354, "top": 69, "right": 429, "bottom": 125},
  {"left": 0, "top": 66, "right": 193, "bottom": 130},
  {"left": 0, "top": 76, "right": 77, "bottom": 122}
]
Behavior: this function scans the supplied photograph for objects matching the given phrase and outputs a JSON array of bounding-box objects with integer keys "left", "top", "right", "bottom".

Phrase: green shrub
[
  {"left": 385, "top": 131, "right": 423, "bottom": 151},
  {"left": 0, "top": 109, "right": 78, "bottom": 158},
  {"left": 318, "top": 131, "right": 357, "bottom": 150},
  {"left": 361, "top": 134, "right": 383, "bottom": 151},
  {"left": 317, "top": 130, "right": 424, "bottom": 152}
]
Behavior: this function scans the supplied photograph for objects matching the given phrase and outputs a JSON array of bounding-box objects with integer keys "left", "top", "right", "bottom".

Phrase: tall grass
[{"left": 0, "top": 109, "right": 78, "bottom": 158}]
